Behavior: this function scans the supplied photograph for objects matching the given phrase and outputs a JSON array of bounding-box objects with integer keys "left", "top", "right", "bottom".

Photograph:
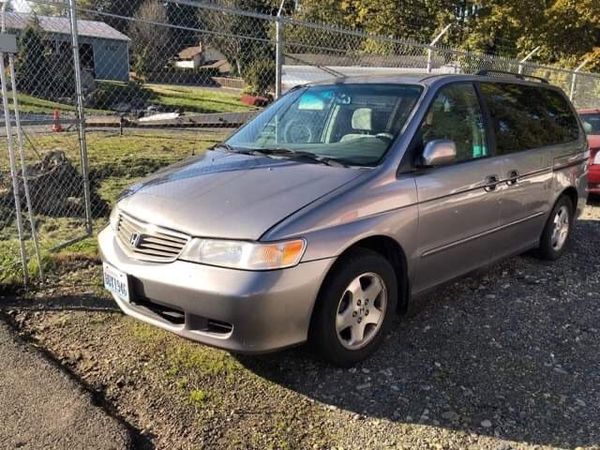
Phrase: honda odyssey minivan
[{"left": 100, "top": 72, "right": 588, "bottom": 366}]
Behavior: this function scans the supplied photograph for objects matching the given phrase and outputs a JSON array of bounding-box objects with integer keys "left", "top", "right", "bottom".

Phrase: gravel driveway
[{"left": 2, "top": 202, "right": 600, "bottom": 449}]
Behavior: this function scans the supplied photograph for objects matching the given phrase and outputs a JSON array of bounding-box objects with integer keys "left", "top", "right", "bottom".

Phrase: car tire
[
  {"left": 309, "top": 248, "right": 398, "bottom": 367},
  {"left": 535, "top": 195, "right": 574, "bottom": 261}
]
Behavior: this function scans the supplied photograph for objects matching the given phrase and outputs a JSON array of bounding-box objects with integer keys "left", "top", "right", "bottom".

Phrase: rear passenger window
[
  {"left": 419, "top": 83, "right": 488, "bottom": 163},
  {"left": 539, "top": 89, "right": 580, "bottom": 143},
  {"left": 480, "top": 83, "right": 579, "bottom": 155}
]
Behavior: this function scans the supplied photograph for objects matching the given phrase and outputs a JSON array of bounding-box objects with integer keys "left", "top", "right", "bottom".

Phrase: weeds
[{"left": 189, "top": 389, "right": 208, "bottom": 407}]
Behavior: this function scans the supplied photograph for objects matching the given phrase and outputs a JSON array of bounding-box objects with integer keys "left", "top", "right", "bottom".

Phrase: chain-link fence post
[
  {"left": 275, "top": 2, "right": 285, "bottom": 99},
  {"left": 570, "top": 72, "right": 578, "bottom": 101},
  {"left": 68, "top": 0, "right": 93, "bottom": 236},
  {"left": 427, "top": 24, "right": 452, "bottom": 74},
  {"left": 8, "top": 54, "right": 44, "bottom": 282},
  {"left": 0, "top": 25, "right": 28, "bottom": 286}
]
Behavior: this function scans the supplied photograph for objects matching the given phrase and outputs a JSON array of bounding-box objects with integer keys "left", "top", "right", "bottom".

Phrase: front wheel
[
  {"left": 309, "top": 248, "right": 398, "bottom": 367},
  {"left": 536, "top": 195, "right": 574, "bottom": 260}
]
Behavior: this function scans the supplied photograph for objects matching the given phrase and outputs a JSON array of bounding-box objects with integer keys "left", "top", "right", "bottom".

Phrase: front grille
[{"left": 116, "top": 212, "right": 190, "bottom": 263}]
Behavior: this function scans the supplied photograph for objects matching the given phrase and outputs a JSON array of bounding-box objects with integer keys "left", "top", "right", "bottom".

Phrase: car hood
[{"left": 118, "top": 150, "right": 364, "bottom": 240}]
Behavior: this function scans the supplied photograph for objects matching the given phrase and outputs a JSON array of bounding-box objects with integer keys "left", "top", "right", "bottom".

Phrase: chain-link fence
[{"left": 1, "top": 0, "right": 599, "bottom": 288}]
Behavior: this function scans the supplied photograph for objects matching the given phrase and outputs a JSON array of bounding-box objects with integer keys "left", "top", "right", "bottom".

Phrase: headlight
[
  {"left": 179, "top": 238, "right": 306, "bottom": 270},
  {"left": 109, "top": 206, "right": 119, "bottom": 231}
]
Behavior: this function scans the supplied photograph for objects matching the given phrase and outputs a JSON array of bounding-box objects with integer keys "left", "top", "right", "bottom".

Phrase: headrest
[{"left": 352, "top": 108, "right": 372, "bottom": 131}]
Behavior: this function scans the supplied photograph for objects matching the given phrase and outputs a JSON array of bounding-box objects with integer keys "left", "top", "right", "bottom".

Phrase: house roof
[
  {"left": 178, "top": 46, "right": 203, "bottom": 60},
  {"left": 2, "top": 12, "right": 130, "bottom": 42}
]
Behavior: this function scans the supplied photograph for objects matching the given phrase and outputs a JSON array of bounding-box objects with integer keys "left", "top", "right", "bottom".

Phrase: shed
[{"left": 4, "top": 12, "right": 130, "bottom": 82}]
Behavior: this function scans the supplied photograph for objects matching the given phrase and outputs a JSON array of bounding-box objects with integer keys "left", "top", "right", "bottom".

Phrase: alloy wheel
[
  {"left": 551, "top": 205, "right": 570, "bottom": 251},
  {"left": 335, "top": 272, "right": 388, "bottom": 350}
]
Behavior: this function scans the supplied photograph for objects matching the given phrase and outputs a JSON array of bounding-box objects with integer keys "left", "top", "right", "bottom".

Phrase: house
[
  {"left": 4, "top": 12, "right": 130, "bottom": 82},
  {"left": 175, "top": 44, "right": 228, "bottom": 73},
  {"left": 175, "top": 46, "right": 204, "bottom": 69}
]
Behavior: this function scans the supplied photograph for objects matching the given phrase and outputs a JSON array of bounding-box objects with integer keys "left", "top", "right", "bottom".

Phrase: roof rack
[{"left": 476, "top": 69, "right": 549, "bottom": 84}]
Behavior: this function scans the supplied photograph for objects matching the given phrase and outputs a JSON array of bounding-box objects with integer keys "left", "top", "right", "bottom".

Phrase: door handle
[
  {"left": 506, "top": 170, "right": 519, "bottom": 186},
  {"left": 484, "top": 175, "right": 499, "bottom": 192}
]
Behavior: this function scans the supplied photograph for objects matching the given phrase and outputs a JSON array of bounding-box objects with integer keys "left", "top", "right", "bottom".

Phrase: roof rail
[{"left": 476, "top": 69, "right": 549, "bottom": 84}]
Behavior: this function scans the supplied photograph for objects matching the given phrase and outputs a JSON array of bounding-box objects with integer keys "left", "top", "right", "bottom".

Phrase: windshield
[
  {"left": 581, "top": 113, "right": 600, "bottom": 136},
  {"left": 226, "top": 83, "right": 423, "bottom": 166}
]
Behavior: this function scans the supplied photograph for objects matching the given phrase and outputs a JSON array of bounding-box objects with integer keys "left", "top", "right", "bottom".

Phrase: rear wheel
[
  {"left": 536, "top": 195, "right": 573, "bottom": 260},
  {"left": 309, "top": 248, "right": 398, "bottom": 367}
]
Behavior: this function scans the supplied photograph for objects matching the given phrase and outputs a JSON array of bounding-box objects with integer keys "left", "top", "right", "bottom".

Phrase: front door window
[{"left": 419, "top": 83, "right": 488, "bottom": 162}]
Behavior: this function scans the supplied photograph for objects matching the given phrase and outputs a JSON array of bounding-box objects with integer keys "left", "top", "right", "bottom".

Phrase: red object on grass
[
  {"left": 241, "top": 94, "right": 270, "bottom": 107},
  {"left": 52, "top": 109, "right": 64, "bottom": 133}
]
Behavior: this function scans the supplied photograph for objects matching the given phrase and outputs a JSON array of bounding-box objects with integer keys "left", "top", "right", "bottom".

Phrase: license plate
[
  {"left": 594, "top": 152, "right": 600, "bottom": 165},
  {"left": 103, "top": 263, "right": 130, "bottom": 302}
]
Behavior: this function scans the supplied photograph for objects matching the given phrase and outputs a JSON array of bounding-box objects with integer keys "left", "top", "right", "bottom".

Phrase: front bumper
[{"left": 98, "top": 227, "right": 334, "bottom": 353}]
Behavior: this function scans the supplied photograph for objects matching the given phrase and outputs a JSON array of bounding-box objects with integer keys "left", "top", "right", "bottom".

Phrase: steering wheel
[{"left": 284, "top": 119, "right": 313, "bottom": 143}]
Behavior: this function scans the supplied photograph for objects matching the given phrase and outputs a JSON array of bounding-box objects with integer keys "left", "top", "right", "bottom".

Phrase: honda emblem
[{"left": 129, "top": 233, "right": 142, "bottom": 248}]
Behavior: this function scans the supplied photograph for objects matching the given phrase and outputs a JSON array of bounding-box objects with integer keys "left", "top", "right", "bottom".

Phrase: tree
[
  {"left": 78, "top": 0, "right": 145, "bottom": 34},
  {"left": 283, "top": 0, "right": 353, "bottom": 54},
  {"left": 458, "top": 0, "right": 546, "bottom": 57},
  {"left": 196, "top": 0, "right": 275, "bottom": 77},
  {"left": 15, "top": 16, "right": 50, "bottom": 97},
  {"left": 539, "top": 0, "right": 600, "bottom": 71},
  {"left": 129, "top": 0, "right": 170, "bottom": 79},
  {"left": 167, "top": 3, "right": 201, "bottom": 50},
  {"left": 243, "top": 58, "right": 276, "bottom": 95},
  {"left": 285, "top": 0, "right": 461, "bottom": 55},
  {"left": 341, "top": 0, "right": 457, "bottom": 43}
]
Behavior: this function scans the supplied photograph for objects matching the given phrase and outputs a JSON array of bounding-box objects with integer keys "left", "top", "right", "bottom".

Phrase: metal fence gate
[
  {"left": 0, "top": 0, "right": 92, "bottom": 288},
  {"left": 1, "top": 0, "right": 599, "bottom": 289}
]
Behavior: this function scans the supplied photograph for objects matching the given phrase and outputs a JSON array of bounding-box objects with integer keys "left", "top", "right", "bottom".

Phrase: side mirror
[{"left": 421, "top": 139, "right": 457, "bottom": 167}]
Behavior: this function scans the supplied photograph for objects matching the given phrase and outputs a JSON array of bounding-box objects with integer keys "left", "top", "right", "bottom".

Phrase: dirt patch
[
  {"left": 0, "top": 150, "right": 109, "bottom": 222},
  {"left": 2, "top": 204, "right": 600, "bottom": 449}
]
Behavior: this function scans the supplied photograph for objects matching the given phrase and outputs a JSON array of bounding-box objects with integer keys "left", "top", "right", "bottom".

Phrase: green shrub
[{"left": 242, "top": 59, "right": 276, "bottom": 97}]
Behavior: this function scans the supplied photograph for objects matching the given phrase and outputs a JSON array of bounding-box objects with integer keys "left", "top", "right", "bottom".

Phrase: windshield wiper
[
  {"left": 247, "top": 147, "right": 349, "bottom": 167},
  {"left": 211, "top": 143, "right": 237, "bottom": 153}
]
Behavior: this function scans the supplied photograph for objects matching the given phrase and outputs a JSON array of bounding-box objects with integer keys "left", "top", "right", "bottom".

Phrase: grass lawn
[
  {"left": 146, "top": 83, "right": 254, "bottom": 113},
  {"left": 16, "top": 93, "right": 78, "bottom": 116},
  {"left": 13, "top": 81, "right": 253, "bottom": 116},
  {"left": 0, "top": 128, "right": 231, "bottom": 286}
]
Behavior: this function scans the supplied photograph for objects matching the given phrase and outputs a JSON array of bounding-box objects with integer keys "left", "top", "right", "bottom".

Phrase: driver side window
[{"left": 419, "top": 83, "right": 488, "bottom": 163}]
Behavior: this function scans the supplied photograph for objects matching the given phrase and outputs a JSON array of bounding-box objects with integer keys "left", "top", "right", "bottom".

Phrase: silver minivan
[{"left": 100, "top": 72, "right": 588, "bottom": 366}]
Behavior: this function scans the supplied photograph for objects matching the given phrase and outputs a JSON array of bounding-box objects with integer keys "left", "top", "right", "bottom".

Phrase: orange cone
[{"left": 52, "top": 109, "right": 64, "bottom": 132}]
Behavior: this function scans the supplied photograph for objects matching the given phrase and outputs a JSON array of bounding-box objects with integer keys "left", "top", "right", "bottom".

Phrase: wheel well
[
  {"left": 561, "top": 186, "right": 578, "bottom": 212},
  {"left": 340, "top": 236, "right": 410, "bottom": 314}
]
